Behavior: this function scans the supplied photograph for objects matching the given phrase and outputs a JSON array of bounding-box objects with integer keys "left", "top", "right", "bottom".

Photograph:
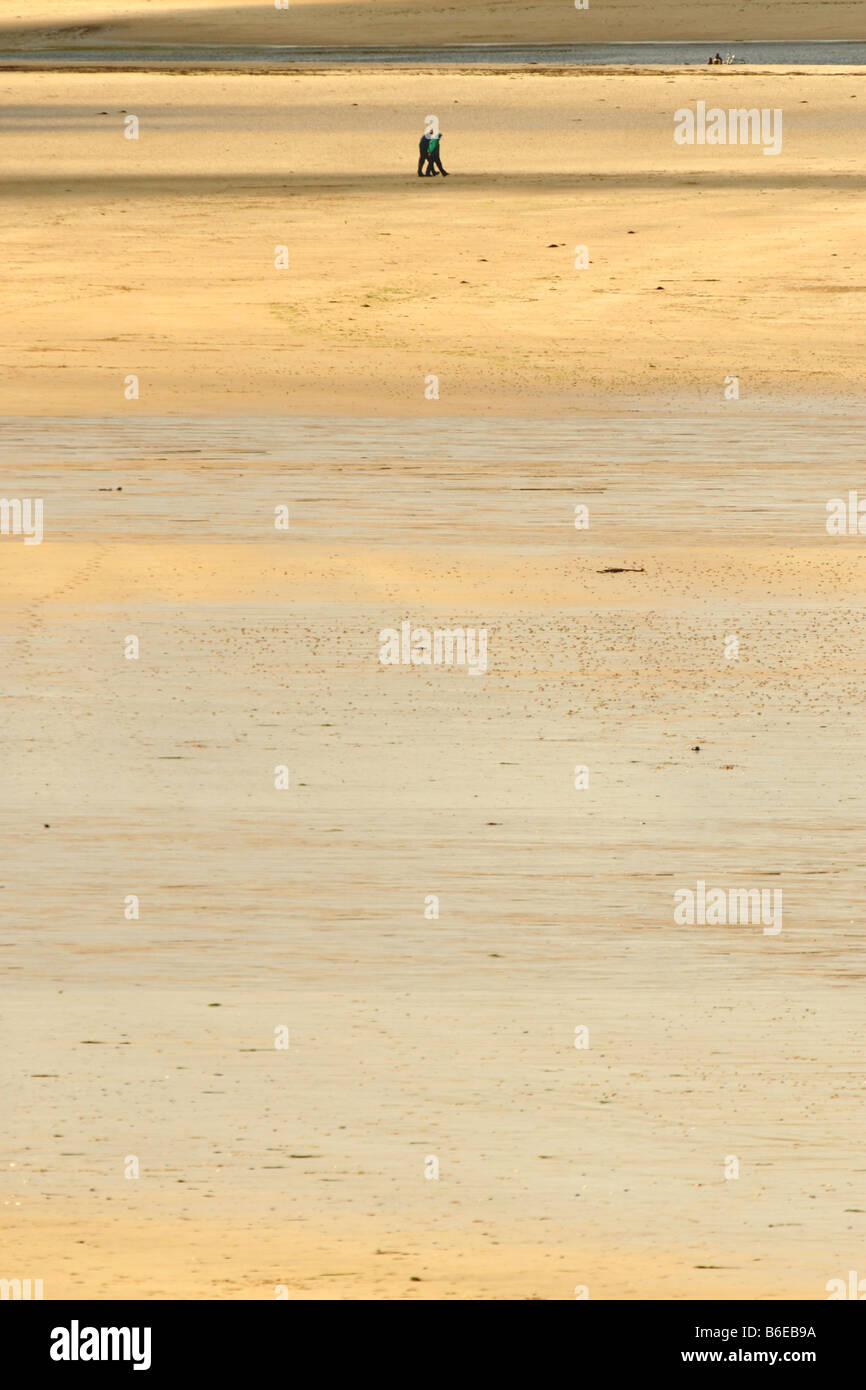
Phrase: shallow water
[{"left": 3, "top": 41, "right": 866, "bottom": 69}]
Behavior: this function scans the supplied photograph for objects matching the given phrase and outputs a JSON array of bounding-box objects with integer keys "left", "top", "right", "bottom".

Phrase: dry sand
[
  {"left": 1, "top": 66, "right": 865, "bottom": 1301},
  {"left": 1, "top": 69, "right": 865, "bottom": 416},
  {"left": 0, "top": 0, "right": 863, "bottom": 48}
]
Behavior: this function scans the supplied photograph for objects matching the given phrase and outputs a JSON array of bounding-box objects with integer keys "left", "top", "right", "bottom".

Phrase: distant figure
[
  {"left": 417, "top": 131, "right": 430, "bottom": 177},
  {"left": 425, "top": 131, "right": 448, "bottom": 177},
  {"left": 712, "top": 51, "right": 723, "bottom": 64}
]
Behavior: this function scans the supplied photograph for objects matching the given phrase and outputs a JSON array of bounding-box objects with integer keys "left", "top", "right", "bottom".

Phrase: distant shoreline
[{"left": 3, "top": 40, "right": 866, "bottom": 72}]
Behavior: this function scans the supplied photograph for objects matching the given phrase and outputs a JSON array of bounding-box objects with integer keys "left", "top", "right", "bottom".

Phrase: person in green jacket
[{"left": 425, "top": 131, "right": 448, "bottom": 177}]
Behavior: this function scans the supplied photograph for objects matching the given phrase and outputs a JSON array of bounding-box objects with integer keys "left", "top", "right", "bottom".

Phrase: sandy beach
[
  {"left": 0, "top": 0, "right": 863, "bottom": 47},
  {"left": 1, "top": 69, "right": 864, "bottom": 416},
  {"left": 3, "top": 451, "right": 866, "bottom": 1299},
  {"left": 1, "top": 59, "right": 865, "bottom": 1301}
]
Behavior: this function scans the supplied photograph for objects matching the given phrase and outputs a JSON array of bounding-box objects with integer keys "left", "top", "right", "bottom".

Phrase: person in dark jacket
[{"left": 417, "top": 132, "right": 430, "bottom": 176}]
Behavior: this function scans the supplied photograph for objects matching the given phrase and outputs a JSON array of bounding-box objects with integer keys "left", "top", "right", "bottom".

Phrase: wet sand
[
  {"left": 1, "top": 65, "right": 865, "bottom": 1300},
  {"left": 2, "top": 415, "right": 866, "bottom": 1298}
]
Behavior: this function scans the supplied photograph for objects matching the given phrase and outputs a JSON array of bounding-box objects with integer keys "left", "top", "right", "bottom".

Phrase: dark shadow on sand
[{"left": 3, "top": 170, "right": 865, "bottom": 200}]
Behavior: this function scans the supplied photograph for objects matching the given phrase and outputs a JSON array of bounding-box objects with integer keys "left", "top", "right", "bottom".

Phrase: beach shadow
[{"left": 3, "top": 170, "right": 865, "bottom": 201}]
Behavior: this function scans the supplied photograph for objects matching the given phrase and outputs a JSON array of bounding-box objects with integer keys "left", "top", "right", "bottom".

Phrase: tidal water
[{"left": 2, "top": 41, "right": 866, "bottom": 69}]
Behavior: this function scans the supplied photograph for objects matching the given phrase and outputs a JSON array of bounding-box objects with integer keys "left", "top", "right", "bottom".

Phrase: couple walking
[{"left": 417, "top": 128, "right": 448, "bottom": 177}]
